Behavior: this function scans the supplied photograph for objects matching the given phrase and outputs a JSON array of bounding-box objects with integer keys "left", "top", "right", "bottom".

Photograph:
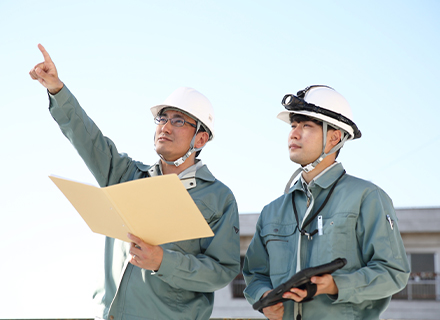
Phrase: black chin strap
[{"left": 292, "top": 170, "right": 346, "bottom": 239}]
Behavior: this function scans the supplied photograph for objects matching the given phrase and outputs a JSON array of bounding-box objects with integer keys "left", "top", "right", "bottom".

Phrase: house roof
[{"left": 395, "top": 207, "right": 440, "bottom": 233}]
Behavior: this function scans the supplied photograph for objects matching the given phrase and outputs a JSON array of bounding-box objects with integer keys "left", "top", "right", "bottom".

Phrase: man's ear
[
  {"left": 329, "top": 129, "right": 342, "bottom": 147},
  {"left": 195, "top": 132, "right": 209, "bottom": 149}
]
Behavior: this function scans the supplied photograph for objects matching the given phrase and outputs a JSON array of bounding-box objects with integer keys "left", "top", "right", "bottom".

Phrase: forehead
[{"left": 290, "top": 114, "right": 322, "bottom": 126}]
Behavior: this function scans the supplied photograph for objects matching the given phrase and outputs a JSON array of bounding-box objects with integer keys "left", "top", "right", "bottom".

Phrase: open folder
[{"left": 49, "top": 174, "right": 214, "bottom": 245}]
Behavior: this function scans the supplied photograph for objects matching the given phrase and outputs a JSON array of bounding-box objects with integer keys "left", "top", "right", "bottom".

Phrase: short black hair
[
  {"left": 289, "top": 113, "right": 341, "bottom": 159},
  {"left": 290, "top": 114, "right": 323, "bottom": 127}
]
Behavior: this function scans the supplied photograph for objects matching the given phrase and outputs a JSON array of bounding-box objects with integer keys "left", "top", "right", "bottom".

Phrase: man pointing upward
[{"left": 30, "top": 44, "right": 240, "bottom": 320}]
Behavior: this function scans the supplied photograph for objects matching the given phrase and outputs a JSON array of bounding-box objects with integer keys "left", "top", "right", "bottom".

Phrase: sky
[{"left": 0, "top": 0, "right": 439, "bottom": 318}]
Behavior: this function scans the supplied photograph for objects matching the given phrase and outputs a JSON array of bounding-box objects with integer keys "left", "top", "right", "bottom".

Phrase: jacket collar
[
  {"left": 194, "top": 163, "right": 216, "bottom": 182},
  {"left": 291, "top": 162, "right": 345, "bottom": 193},
  {"left": 135, "top": 159, "right": 216, "bottom": 190}
]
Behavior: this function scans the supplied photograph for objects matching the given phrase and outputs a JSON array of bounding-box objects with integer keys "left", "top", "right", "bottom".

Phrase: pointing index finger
[{"left": 38, "top": 43, "right": 53, "bottom": 63}]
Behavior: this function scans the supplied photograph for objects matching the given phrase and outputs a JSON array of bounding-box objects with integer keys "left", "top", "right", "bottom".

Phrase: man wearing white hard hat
[
  {"left": 243, "top": 85, "right": 410, "bottom": 320},
  {"left": 30, "top": 44, "right": 240, "bottom": 320}
]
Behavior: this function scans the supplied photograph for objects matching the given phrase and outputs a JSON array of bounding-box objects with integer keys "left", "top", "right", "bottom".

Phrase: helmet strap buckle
[{"left": 302, "top": 163, "right": 315, "bottom": 173}]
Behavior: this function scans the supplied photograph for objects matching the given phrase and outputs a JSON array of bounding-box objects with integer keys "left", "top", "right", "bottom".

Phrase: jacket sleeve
[
  {"left": 153, "top": 192, "right": 241, "bottom": 292},
  {"left": 333, "top": 187, "right": 411, "bottom": 304},
  {"left": 242, "top": 213, "right": 273, "bottom": 305},
  {"left": 48, "top": 85, "right": 133, "bottom": 187}
]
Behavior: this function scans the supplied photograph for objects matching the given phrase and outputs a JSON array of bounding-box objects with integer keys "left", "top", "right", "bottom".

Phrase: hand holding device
[{"left": 253, "top": 258, "right": 347, "bottom": 311}]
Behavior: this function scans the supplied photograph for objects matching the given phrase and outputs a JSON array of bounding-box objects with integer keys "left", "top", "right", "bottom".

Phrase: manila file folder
[{"left": 49, "top": 174, "right": 214, "bottom": 245}]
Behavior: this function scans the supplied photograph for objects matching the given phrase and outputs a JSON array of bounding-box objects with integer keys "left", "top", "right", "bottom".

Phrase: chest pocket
[
  {"left": 261, "top": 224, "right": 297, "bottom": 276},
  {"left": 310, "top": 212, "right": 357, "bottom": 268},
  {"left": 193, "top": 198, "right": 217, "bottom": 224}
]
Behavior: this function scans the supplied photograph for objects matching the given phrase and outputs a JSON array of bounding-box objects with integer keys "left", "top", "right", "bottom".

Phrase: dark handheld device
[{"left": 252, "top": 258, "right": 347, "bottom": 311}]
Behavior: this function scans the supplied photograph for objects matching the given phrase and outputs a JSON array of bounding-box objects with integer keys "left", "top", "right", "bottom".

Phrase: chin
[{"left": 289, "top": 155, "right": 301, "bottom": 163}]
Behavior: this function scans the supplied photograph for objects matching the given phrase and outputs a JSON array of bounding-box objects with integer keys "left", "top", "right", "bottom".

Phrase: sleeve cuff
[
  {"left": 152, "top": 248, "right": 180, "bottom": 278},
  {"left": 47, "top": 85, "right": 71, "bottom": 109},
  {"left": 332, "top": 275, "right": 351, "bottom": 303}
]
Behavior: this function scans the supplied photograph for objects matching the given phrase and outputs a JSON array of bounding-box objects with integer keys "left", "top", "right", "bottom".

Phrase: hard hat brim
[{"left": 277, "top": 110, "right": 357, "bottom": 140}]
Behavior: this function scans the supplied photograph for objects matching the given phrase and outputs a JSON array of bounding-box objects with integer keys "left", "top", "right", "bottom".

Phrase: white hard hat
[
  {"left": 278, "top": 85, "right": 361, "bottom": 194},
  {"left": 151, "top": 87, "right": 215, "bottom": 140},
  {"left": 277, "top": 85, "right": 361, "bottom": 140}
]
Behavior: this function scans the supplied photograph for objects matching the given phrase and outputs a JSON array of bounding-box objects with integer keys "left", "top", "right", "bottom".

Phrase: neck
[
  {"left": 160, "top": 157, "right": 196, "bottom": 175},
  {"left": 301, "top": 156, "right": 336, "bottom": 184}
]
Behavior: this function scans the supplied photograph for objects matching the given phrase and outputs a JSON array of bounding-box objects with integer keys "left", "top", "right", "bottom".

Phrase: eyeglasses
[{"left": 154, "top": 116, "right": 197, "bottom": 128}]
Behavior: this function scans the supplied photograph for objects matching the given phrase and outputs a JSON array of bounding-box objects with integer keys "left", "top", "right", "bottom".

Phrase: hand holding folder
[{"left": 49, "top": 174, "right": 213, "bottom": 245}]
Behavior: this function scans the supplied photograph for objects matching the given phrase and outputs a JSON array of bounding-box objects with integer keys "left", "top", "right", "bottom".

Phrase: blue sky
[{"left": 1, "top": 0, "right": 439, "bottom": 318}]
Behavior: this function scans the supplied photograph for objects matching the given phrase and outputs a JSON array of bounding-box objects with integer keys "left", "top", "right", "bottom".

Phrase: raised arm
[
  {"left": 29, "top": 44, "right": 64, "bottom": 94},
  {"left": 30, "top": 43, "right": 134, "bottom": 187}
]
